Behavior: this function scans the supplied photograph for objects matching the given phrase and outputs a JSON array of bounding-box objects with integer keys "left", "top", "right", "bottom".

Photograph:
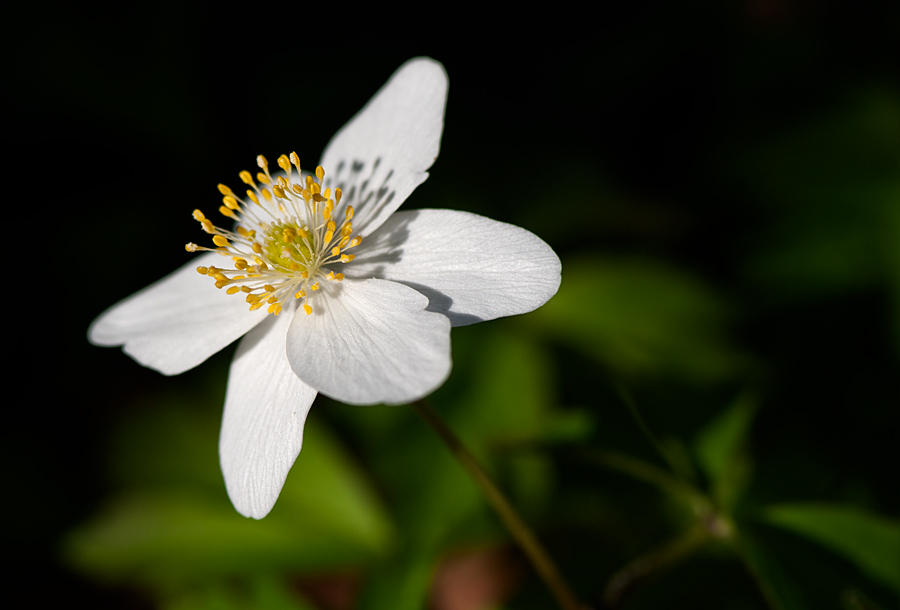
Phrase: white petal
[
  {"left": 286, "top": 279, "right": 451, "bottom": 406},
  {"left": 343, "top": 209, "right": 562, "bottom": 326},
  {"left": 319, "top": 57, "right": 448, "bottom": 238},
  {"left": 220, "top": 304, "right": 318, "bottom": 519},
  {"left": 88, "top": 252, "right": 268, "bottom": 375}
]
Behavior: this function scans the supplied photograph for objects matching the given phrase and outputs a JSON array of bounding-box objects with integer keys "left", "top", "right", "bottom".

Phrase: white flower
[{"left": 89, "top": 58, "right": 561, "bottom": 519}]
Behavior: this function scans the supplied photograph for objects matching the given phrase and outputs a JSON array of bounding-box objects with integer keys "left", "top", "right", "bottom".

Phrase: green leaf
[
  {"left": 737, "top": 527, "right": 810, "bottom": 610},
  {"left": 64, "top": 413, "right": 392, "bottom": 587},
  {"left": 354, "top": 327, "right": 563, "bottom": 609},
  {"left": 161, "top": 577, "right": 318, "bottom": 610},
  {"left": 733, "top": 89, "right": 900, "bottom": 304},
  {"left": 356, "top": 551, "right": 437, "bottom": 610},
  {"left": 529, "top": 257, "right": 744, "bottom": 381},
  {"left": 761, "top": 503, "right": 900, "bottom": 592},
  {"left": 693, "top": 393, "right": 757, "bottom": 511}
]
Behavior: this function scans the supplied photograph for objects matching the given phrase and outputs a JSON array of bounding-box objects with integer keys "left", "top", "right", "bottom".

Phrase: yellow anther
[
  {"left": 339, "top": 236, "right": 350, "bottom": 248},
  {"left": 272, "top": 184, "right": 286, "bottom": 199},
  {"left": 349, "top": 236, "right": 362, "bottom": 247},
  {"left": 335, "top": 273, "right": 345, "bottom": 281},
  {"left": 215, "top": 280, "right": 227, "bottom": 289},
  {"left": 326, "top": 271, "right": 335, "bottom": 280},
  {"left": 295, "top": 290, "right": 306, "bottom": 298},
  {"left": 322, "top": 205, "right": 332, "bottom": 220},
  {"left": 192, "top": 209, "right": 206, "bottom": 222},
  {"left": 241, "top": 286, "right": 251, "bottom": 293},
  {"left": 212, "top": 235, "right": 229, "bottom": 248},
  {"left": 340, "top": 254, "right": 355, "bottom": 263},
  {"left": 257, "top": 155, "right": 268, "bottom": 169},
  {"left": 247, "top": 190, "right": 260, "bottom": 205},
  {"left": 341, "top": 224, "right": 353, "bottom": 236},
  {"left": 252, "top": 242, "right": 262, "bottom": 254},
  {"left": 316, "top": 166, "right": 324, "bottom": 181},
  {"left": 324, "top": 230, "right": 334, "bottom": 243},
  {"left": 207, "top": 266, "right": 218, "bottom": 275},
  {"left": 311, "top": 283, "right": 320, "bottom": 291},
  {"left": 305, "top": 175, "right": 313, "bottom": 187},
  {"left": 259, "top": 188, "right": 271, "bottom": 202},
  {"left": 239, "top": 170, "right": 255, "bottom": 185},
  {"left": 264, "top": 284, "right": 275, "bottom": 292},
  {"left": 292, "top": 184, "right": 304, "bottom": 195},
  {"left": 249, "top": 301, "right": 264, "bottom": 311},
  {"left": 304, "top": 304, "right": 313, "bottom": 315},
  {"left": 290, "top": 152, "right": 300, "bottom": 169},
  {"left": 277, "top": 155, "right": 291, "bottom": 173},
  {"left": 335, "top": 187, "right": 342, "bottom": 203},
  {"left": 267, "top": 296, "right": 278, "bottom": 304},
  {"left": 219, "top": 206, "right": 238, "bottom": 220},
  {"left": 234, "top": 259, "right": 248, "bottom": 270},
  {"left": 218, "top": 184, "right": 234, "bottom": 196},
  {"left": 222, "top": 196, "right": 240, "bottom": 210},
  {"left": 246, "top": 294, "right": 257, "bottom": 303},
  {"left": 213, "top": 272, "right": 227, "bottom": 281},
  {"left": 300, "top": 189, "right": 311, "bottom": 200},
  {"left": 226, "top": 286, "right": 240, "bottom": 295},
  {"left": 201, "top": 219, "right": 214, "bottom": 233},
  {"left": 332, "top": 246, "right": 341, "bottom": 257},
  {"left": 301, "top": 271, "right": 309, "bottom": 279},
  {"left": 268, "top": 303, "right": 282, "bottom": 315},
  {"left": 346, "top": 205, "right": 354, "bottom": 220},
  {"left": 256, "top": 172, "right": 270, "bottom": 185},
  {"left": 185, "top": 243, "right": 198, "bottom": 252},
  {"left": 196, "top": 266, "right": 209, "bottom": 275}
]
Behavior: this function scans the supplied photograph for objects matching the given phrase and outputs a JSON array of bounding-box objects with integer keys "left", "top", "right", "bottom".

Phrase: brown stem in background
[{"left": 412, "top": 399, "right": 584, "bottom": 610}]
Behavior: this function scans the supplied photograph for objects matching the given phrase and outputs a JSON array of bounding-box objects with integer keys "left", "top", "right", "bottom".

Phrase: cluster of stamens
[{"left": 185, "top": 153, "right": 362, "bottom": 316}]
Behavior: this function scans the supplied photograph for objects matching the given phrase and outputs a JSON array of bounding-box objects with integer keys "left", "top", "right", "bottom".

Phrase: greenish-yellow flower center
[{"left": 184, "top": 153, "right": 362, "bottom": 316}]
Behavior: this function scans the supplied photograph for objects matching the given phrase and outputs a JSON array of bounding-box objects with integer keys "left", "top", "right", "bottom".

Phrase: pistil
[{"left": 185, "top": 154, "right": 362, "bottom": 315}]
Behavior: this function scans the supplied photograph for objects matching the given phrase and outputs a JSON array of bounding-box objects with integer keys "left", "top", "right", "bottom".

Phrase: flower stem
[
  {"left": 602, "top": 525, "right": 710, "bottom": 608},
  {"left": 412, "top": 399, "right": 583, "bottom": 610}
]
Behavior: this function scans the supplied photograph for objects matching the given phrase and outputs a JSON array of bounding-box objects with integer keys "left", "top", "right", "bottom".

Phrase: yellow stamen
[{"left": 188, "top": 156, "right": 365, "bottom": 317}]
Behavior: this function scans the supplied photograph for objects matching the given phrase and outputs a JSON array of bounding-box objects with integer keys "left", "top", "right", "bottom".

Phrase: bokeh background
[{"left": 9, "top": 2, "right": 899, "bottom": 609}]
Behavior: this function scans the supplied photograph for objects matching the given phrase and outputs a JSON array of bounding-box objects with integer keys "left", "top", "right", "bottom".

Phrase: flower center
[{"left": 185, "top": 153, "right": 362, "bottom": 316}]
